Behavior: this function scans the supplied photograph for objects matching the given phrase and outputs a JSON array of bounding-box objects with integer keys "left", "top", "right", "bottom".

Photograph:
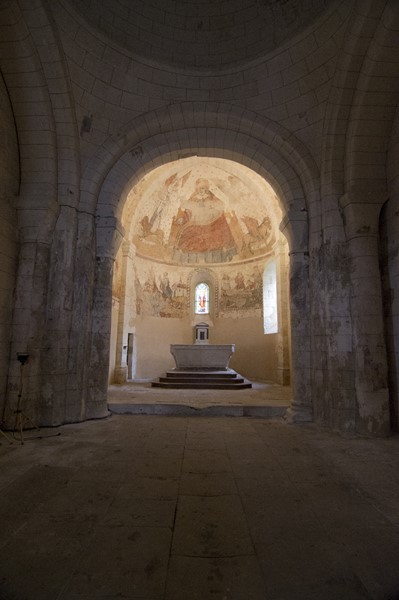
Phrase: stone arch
[
  {"left": 84, "top": 104, "right": 319, "bottom": 422},
  {"left": 311, "top": 0, "right": 399, "bottom": 433},
  {"left": 344, "top": 1, "right": 399, "bottom": 196},
  {"left": 0, "top": 3, "right": 58, "bottom": 426},
  {"left": 340, "top": 1, "right": 399, "bottom": 434},
  {"left": 0, "top": 71, "right": 19, "bottom": 422},
  {"left": 382, "top": 99, "right": 399, "bottom": 432},
  {"left": 316, "top": 1, "right": 384, "bottom": 428},
  {"left": 80, "top": 102, "right": 319, "bottom": 219},
  {"left": 0, "top": 1, "right": 82, "bottom": 425}
]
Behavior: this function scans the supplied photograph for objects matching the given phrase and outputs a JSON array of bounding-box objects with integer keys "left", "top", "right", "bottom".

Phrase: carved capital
[
  {"left": 279, "top": 209, "right": 308, "bottom": 254},
  {"left": 96, "top": 216, "right": 125, "bottom": 259},
  {"left": 339, "top": 189, "right": 387, "bottom": 239}
]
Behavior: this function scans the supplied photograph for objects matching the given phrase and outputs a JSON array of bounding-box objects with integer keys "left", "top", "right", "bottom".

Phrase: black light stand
[
  {"left": 0, "top": 426, "right": 12, "bottom": 445},
  {"left": 13, "top": 353, "right": 40, "bottom": 445}
]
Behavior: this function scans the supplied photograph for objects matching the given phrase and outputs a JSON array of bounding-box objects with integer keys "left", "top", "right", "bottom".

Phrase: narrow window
[
  {"left": 195, "top": 282, "right": 210, "bottom": 314},
  {"left": 263, "top": 261, "right": 278, "bottom": 334}
]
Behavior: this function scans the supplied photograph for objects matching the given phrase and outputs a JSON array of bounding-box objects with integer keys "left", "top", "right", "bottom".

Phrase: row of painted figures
[{"left": 134, "top": 267, "right": 263, "bottom": 318}]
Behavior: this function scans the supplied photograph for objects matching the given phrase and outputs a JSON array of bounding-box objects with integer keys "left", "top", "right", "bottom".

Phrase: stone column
[
  {"left": 86, "top": 217, "right": 125, "bottom": 419},
  {"left": 275, "top": 240, "right": 291, "bottom": 385},
  {"left": 113, "top": 242, "right": 136, "bottom": 383},
  {"left": 5, "top": 194, "right": 59, "bottom": 428},
  {"left": 339, "top": 191, "right": 390, "bottom": 435},
  {"left": 39, "top": 205, "right": 78, "bottom": 425},
  {"left": 280, "top": 210, "right": 312, "bottom": 422}
]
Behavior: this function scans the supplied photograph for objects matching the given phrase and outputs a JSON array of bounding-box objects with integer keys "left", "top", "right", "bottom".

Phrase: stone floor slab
[
  {"left": 172, "top": 495, "right": 254, "bottom": 557},
  {"left": 179, "top": 471, "right": 237, "bottom": 496},
  {"left": 165, "top": 555, "right": 267, "bottom": 600},
  {"left": 59, "top": 526, "right": 172, "bottom": 599},
  {"left": 1, "top": 415, "right": 399, "bottom": 600}
]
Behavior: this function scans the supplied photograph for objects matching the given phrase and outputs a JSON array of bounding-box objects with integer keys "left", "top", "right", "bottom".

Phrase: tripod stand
[
  {"left": 0, "top": 426, "right": 12, "bottom": 444},
  {"left": 13, "top": 353, "right": 40, "bottom": 445}
]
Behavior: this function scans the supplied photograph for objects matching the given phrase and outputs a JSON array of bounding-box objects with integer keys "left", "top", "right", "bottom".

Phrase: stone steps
[
  {"left": 165, "top": 370, "right": 238, "bottom": 379},
  {"left": 151, "top": 369, "right": 252, "bottom": 390}
]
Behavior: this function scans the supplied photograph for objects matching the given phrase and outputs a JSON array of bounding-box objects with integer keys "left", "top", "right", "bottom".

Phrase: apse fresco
[
  {"left": 129, "top": 160, "right": 280, "bottom": 318},
  {"left": 135, "top": 265, "right": 188, "bottom": 318},
  {"left": 132, "top": 169, "right": 276, "bottom": 265},
  {"left": 219, "top": 265, "right": 263, "bottom": 317}
]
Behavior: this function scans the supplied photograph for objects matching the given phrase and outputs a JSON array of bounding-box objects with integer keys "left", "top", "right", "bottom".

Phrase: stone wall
[
  {"left": 0, "top": 0, "right": 399, "bottom": 433},
  {"left": 0, "top": 73, "right": 18, "bottom": 419},
  {"left": 383, "top": 104, "right": 399, "bottom": 431}
]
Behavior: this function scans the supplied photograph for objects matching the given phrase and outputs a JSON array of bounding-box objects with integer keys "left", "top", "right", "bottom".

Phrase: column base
[
  {"left": 285, "top": 401, "right": 313, "bottom": 424},
  {"left": 356, "top": 388, "right": 391, "bottom": 436},
  {"left": 113, "top": 366, "right": 128, "bottom": 384}
]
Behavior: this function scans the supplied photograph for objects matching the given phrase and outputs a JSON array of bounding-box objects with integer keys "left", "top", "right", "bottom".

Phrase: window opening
[
  {"left": 263, "top": 261, "right": 278, "bottom": 334},
  {"left": 195, "top": 282, "right": 210, "bottom": 314}
]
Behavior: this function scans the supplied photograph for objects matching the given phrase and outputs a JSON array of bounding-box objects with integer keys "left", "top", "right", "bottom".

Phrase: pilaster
[{"left": 339, "top": 190, "right": 390, "bottom": 435}]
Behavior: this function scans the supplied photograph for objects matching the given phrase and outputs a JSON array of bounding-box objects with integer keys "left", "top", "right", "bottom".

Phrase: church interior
[{"left": 1, "top": 0, "right": 399, "bottom": 598}]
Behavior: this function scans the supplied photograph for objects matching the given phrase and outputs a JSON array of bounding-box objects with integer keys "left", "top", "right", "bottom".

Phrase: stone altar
[{"left": 170, "top": 344, "right": 235, "bottom": 370}]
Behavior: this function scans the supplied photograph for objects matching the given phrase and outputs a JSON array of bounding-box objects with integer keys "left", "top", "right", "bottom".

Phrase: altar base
[{"left": 170, "top": 344, "right": 234, "bottom": 370}]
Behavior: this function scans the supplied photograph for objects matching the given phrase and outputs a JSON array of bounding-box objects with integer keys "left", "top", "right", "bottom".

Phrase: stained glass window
[{"left": 195, "top": 283, "right": 209, "bottom": 314}]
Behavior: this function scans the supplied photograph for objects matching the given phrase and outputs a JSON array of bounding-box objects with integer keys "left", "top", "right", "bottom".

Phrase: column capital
[
  {"left": 339, "top": 189, "right": 387, "bottom": 239},
  {"left": 122, "top": 240, "right": 136, "bottom": 258},
  {"left": 339, "top": 188, "right": 387, "bottom": 208},
  {"left": 96, "top": 216, "right": 125, "bottom": 259},
  {"left": 280, "top": 209, "right": 308, "bottom": 255}
]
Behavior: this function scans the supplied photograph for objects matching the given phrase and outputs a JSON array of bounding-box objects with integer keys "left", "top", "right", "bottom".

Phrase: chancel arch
[
  {"left": 45, "top": 102, "right": 319, "bottom": 425},
  {"left": 0, "top": 2, "right": 398, "bottom": 439}
]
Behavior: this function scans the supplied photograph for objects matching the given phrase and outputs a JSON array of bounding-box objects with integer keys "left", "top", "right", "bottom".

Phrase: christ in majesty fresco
[{"left": 174, "top": 178, "right": 237, "bottom": 256}]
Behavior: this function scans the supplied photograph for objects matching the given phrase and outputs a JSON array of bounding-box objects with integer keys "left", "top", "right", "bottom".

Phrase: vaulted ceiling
[{"left": 68, "top": 0, "right": 335, "bottom": 70}]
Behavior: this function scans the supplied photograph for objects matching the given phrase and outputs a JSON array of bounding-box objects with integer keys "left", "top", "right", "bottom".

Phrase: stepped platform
[
  {"left": 107, "top": 379, "right": 291, "bottom": 418},
  {"left": 152, "top": 369, "right": 252, "bottom": 390}
]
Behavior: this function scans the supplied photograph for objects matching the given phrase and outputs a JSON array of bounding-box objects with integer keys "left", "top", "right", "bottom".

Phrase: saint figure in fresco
[{"left": 175, "top": 178, "right": 237, "bottom": 255}]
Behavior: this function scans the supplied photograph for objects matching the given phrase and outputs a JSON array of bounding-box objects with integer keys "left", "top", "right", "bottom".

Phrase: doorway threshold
[{"left": 107, "top": 380, "right": 291, "bottom": 418}]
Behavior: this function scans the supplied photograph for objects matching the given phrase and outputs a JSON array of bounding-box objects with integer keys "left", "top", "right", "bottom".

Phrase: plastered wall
[
  {"left": 132, "top": 315, "right": 278, "bottom": 382},
  {"left": 112, "top": 252, "right": 285, "bottom": 382}
]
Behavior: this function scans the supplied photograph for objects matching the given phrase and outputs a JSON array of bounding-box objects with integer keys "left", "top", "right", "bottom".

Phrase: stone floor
[{"left": 1, "top": 414, "right": 399, "bottom": 600}]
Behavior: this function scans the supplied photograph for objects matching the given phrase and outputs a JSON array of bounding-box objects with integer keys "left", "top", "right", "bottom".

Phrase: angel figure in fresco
[
  {"left": 138, "top": 172, "right": 190, "bottom": 250},
  {"left": 175, "top": 178, "right": 237, "bottom": 255},
  {"left": 139, "top": 215, "right": 164, "bottom": 246},
  {"left": 241, "top": 214, "right": 275, "bottom": 250}
]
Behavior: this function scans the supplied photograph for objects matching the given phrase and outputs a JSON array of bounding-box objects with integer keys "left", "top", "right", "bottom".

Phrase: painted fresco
[
  {"left": 134, "top": 259, "right": 266, "bottom": 320},
  {"left": 132, "top": 168, "right": 276, "bottom": 265},
  {"left": 170, "top": 178, "right": 237, "bottom": 262},
  {"left": 219, "top": 265, "right": 263, "bottom": 316},
  {"left": 135, "top": 265, "right": 188, "bottom": 318}
]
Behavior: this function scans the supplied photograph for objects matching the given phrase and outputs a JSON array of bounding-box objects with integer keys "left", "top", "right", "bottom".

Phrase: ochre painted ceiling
[{"left": 125, "top": 157, "right": 283, "bottom": 266}]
